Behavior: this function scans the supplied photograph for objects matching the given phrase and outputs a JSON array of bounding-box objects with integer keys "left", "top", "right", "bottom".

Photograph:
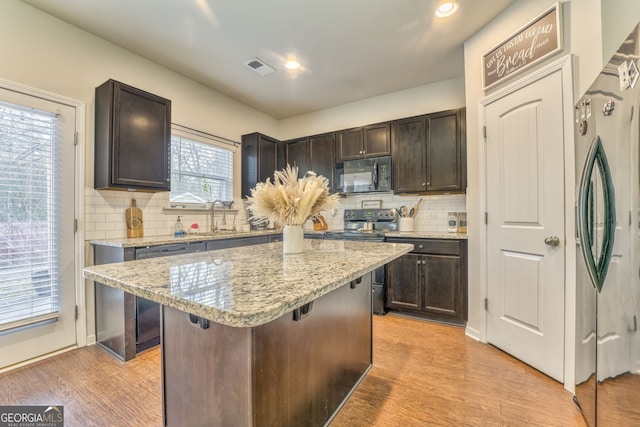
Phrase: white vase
[{"left": 283, "top": 225, "right": 304, "bottom": 254}]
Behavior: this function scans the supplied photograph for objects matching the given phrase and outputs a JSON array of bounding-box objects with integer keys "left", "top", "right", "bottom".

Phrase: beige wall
[
  {"left": 0, "top": 1, "right": 279, "bottom": 198},
  {"left": 601, "top": 1, "right": 640, "bottom": 67},
  {"left": 0, "top": 1, "right": 282, "bottom": 343}
]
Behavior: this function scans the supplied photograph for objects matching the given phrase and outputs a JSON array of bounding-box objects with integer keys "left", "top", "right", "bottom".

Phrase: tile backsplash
[
  {"left": 84, "top": 188, "right": 467, "bottom": 241},
  {"left": 317, "top": 193, "right": 467, "bottom": 232}
]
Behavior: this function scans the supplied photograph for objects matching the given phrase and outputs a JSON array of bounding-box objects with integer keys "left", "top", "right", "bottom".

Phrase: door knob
[{"left": 544, "top": 236, "right": 560, "bottom": 247}]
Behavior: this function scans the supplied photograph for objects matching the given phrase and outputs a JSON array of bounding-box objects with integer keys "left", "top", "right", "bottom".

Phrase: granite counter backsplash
[{"left": 91, "top": 229, "right": 465, "bottom": 249}]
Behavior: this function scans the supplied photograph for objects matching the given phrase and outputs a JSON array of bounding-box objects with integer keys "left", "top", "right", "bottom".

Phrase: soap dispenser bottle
[{"left": 174, "top": 216, "right": 185, "bottom": 237}]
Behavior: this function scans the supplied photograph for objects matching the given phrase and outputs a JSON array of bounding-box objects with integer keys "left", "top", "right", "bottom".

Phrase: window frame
[{"left": 169, "top": 126, "right": 237, "bottom": 206}]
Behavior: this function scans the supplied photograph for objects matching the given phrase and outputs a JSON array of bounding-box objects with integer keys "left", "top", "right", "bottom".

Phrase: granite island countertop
[{"left": 83, "top": 240, "right": 413, "bottom": 328}]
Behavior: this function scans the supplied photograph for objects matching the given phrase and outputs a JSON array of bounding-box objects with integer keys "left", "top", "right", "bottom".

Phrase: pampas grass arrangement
[{"left": 247, "top": 165, "right": 340, "bottom": 227}]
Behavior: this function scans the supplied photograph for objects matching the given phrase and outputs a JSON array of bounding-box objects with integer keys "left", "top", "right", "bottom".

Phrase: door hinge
[
  {"left": 75, "top": 305, "right": 78, "bottom": 320},
  {"left": 483, "top": 126, "right": 487, "bottom": 139},
  {"left": 484, "top": 298, "right": 488, "bottom": 311},
  {"left": 484, "top": 212, "right": 488, "bottom": 224},
  {"left": 74, "top": 131, "right": 78, "bottom": 146},
  {"left": 74, "top": 218, "right": 78, "bottom": 233}
]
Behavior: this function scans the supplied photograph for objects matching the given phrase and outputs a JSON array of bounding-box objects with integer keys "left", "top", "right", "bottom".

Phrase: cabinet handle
[
  {"left": 350, "top": 276, "right": 362, "bottom": 289},
  {"left": 422, "top": 260, "right": 426, "bottom": 265},
  {"left": 426, "top": 182, "right": 430, "bottom": 186},
  {"left": 187, "top": 313, "right": 209, "bottom": 329},
  {"left": 422, "top": 182, "right": 426, "bottom": 186},
  {"left": 416, "top": 261, "right": 421, "bottom": 265},
  {"left": 418, "top": 244, "right": 424, "bottom": 249},
  {"left": 293, "top": 302, "right": 314, "bottom": 321}
]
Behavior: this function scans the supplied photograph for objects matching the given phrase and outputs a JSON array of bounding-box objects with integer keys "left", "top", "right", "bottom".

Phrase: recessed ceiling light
[
  {"left": 285, "top": 60, "right": 300, "bottom": 70},
  {"left": 435, "top": 1, "right": 459, "bottom": 18}
]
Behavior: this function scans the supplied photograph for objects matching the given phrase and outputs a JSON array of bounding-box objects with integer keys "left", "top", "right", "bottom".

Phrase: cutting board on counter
[{"left": 126, "top": 199, "right": 144, "bottom": 238}]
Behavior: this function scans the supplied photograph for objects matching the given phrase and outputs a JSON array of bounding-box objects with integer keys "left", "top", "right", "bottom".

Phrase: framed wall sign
[
  {"left": 482, "top": 3, "right": 562, "bottom": 90},
  {"left": 361, "top": 200, "right": 382, "bottom": 209}
]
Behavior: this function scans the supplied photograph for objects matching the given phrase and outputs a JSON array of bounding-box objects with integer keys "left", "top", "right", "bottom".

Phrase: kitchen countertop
[
  {"left": 90, "top": 229, "right": 465, "bottom": 248},
  {"left": 83, "top": 240, "right": 412, "bottom": 328}
]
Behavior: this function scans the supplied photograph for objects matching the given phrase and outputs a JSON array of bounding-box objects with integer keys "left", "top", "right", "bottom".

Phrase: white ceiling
[{"left": 21, "top": 0, "right": 514, "bottom": 119}]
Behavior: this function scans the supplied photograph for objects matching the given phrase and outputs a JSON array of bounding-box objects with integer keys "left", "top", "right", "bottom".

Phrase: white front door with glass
[{"left": 0, "top": 85, "right": 77, "bottom": 369}]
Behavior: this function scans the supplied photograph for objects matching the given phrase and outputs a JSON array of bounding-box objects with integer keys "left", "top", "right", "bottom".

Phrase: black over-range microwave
[{"left": 336, "top": 156, "right": 392, "bottom": 193}]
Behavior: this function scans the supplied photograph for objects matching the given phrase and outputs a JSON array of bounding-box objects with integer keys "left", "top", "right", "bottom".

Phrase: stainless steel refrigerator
[{"left": 574, "top": 22, "right": 640, "bottom": 426}]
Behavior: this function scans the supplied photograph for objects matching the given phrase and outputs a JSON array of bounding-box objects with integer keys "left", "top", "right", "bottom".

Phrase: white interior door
[
  {"left": 0, "top": 86, "right": 77, "bottom": 369},
  {"left": 485, "top": 68, "right": 566, "bottom": 382}
]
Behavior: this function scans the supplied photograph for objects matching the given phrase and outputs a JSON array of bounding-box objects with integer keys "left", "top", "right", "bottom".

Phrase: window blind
[
  {"left": 170, "top": 134, "right": 234, "bottom": 204},
  {"left": 0, "top": 101, "right": 60, "bottom": 332}
]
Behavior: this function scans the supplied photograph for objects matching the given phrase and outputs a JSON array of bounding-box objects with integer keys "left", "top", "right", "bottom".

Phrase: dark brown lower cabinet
[
  {"left": 162, "top": 273, "right": 372, "bottom": 427},
  {"left": 385, "top": 238, "right": 467, "bottom": 325}
]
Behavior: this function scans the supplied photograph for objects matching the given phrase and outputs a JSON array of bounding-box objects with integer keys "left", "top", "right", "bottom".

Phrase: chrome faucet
[{"left": 210, "top": 200, "right": 225, "bottom": 232}]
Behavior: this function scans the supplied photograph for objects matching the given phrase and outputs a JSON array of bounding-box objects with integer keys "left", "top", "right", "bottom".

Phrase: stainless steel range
[
  {"left": 324, "top": 208, "right": 397, "bottom": 241},
  {"left": 325, "top": 209, "right": 398, "bottom": 315}
]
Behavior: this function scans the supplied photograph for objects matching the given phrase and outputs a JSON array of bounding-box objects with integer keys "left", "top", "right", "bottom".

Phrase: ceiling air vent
[{"left": 244, "top": 57, "right": 275, "bottom": 76}]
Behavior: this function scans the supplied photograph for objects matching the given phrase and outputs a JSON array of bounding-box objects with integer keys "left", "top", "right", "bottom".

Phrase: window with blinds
[
  {"left": 0, "top": 101, "right": 60, "bottom": 331},
  {"left": 170, "top": 131, "right": 234, "bottom": 204}
]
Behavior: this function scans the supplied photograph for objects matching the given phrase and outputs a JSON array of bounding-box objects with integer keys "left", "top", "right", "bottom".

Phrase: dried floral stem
[{"left": 246, "top": 165, "right": 340, "bottom": 226}]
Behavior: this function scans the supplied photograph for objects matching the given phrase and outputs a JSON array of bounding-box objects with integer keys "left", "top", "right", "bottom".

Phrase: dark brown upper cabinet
[
  {"left": 95, "top": 79, "right": 171, "bottom": 192},
  {"left": 392, "top": 108, "right": 466, "bottom": 194},
  {"left": 426, "top": 109, "right": 466, "bottom": 193},
  {"left": 391, "top": 115, "right": 427, "bottom": 193},
  {"left": 284, "top": 132, "right": 336, "bottom": 191},
  {"left": 284, "top": 137, "right": 309, "bottom": 177},
  {"left": 336, "top": 122, "right": 390, "bottom": 161},
  {"left": 241, "top": 132, "right": 279, "bottom": 198}
]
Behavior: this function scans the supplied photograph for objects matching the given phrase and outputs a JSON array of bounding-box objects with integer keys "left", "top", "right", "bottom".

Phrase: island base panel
[
  {"left": 162, "top": 306, "right": 253, "bottom": 426},
  {"left": 162, "top": 273, "right": 373, "bottom": 427},
  {"left": 95, "top": 283, "right": 136, "bottom": 361}
]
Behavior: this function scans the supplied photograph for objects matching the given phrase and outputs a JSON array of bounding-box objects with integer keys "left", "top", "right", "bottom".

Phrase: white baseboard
[
  {"left": 86, "top": 333, "right": 96, "bottom": 346},
  {"left": 465, "top": 325, "right": 481, "bottom": 341}
]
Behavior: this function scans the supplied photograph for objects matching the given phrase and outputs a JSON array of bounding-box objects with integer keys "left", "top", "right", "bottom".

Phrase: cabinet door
[
  {"left": 363, "top": 122, "right": 390, "bottom": 157},
  {"left": 391, "top": 116, "right": 427, "bottom": 192},
  {"left": 386, "top": 254, "right": 421, "bottom": 311},
  {"left": 426, "top": 109, "right": 464, "bottom": 192},
  {"left": 308, "top": 132, "right": 336, "bottom": 191},
  {"left": 284, "top": 138, "right": 309, "bottom": 177},
  {"left": 422, "top": 254, "right": 461, "bottom": 319},
  {"left": 95, "top": 80, "right": 171, "bottom": 191},
  {"left": 258, "top": 135, "right": 278, "bottom": 183},
  {"left": 242, "top": 133, "right": 279, "bottom": 198},
  {"left": 336, "top": 128, "right": 364, "bottom": 161},
  {"left": 253, "top": 276, "right": 372, "bottom": 426}
]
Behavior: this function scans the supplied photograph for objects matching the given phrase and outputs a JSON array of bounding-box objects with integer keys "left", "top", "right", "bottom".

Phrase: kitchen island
[{"left": 83, "top": 239, "right": 412, "bottom": 426}]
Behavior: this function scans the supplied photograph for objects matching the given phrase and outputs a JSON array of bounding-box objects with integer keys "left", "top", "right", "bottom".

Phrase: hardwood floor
[{"left": 0, "top": 314, "right": 585, "bottom": 426}]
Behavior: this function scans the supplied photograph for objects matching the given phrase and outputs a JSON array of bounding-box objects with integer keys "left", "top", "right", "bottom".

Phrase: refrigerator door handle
[{"left": 577, "top": 135, "right": 616, "bottom": 293}]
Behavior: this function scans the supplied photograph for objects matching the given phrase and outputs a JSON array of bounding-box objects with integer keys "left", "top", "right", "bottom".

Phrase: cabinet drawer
[
  {"left": 134, "top": 242, "right": 206, "bottom": 259},
  {"left": 386, "top": 238, "right": 462, "bottom": 255}
]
